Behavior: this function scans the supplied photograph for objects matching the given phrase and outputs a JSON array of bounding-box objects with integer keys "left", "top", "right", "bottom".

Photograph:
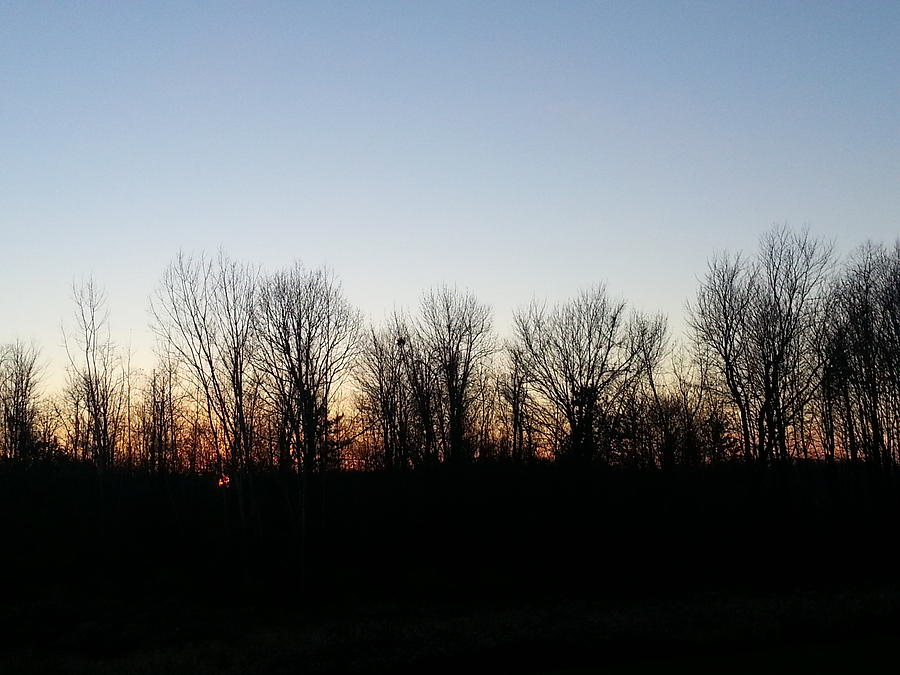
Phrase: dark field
[{"left": 2, "top": 461, "right": 899, "bottom": 673}]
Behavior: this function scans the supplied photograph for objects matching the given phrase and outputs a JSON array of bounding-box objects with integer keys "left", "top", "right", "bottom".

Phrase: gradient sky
[{"left": 2, "top": 1, "right": 898, "bottom": 388}]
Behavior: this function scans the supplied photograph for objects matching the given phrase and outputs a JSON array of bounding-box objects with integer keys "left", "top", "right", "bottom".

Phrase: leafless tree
[
  {"left": 0, "top": 340, "right": 43, "bottom": 461},
  {"left": 690, "top": 227, "right": 833, "bottom": 463},
  {"left": 512, "top": 285, "right": 643, "bottom": 464},
  {"left": 689, "top": 252, "right": 756, "bottom": 461},
  {"left": 821, "top": 241, "right": 900, "bottom": 466},
  {"left": 136, "top": 358, "right": 182, "bottom": 474},
  {"left": 256, "top": 263, "right": 361, "bottom": 476},
  {"left": 152, "top": 251, "right": 261, "bottom": 480},
  {"left": 357, "top": 317, "right": 416, "bottom": 470},
  {"left": 496, "top": 344, "right": 538, "bottom": 462},
  {"left": 396, "top": 318, "right": 442, "bottom": 466},
  {"left": 752, "top": 227, "right": 833, "bottom": 460},
  {"left": 618, "top": 312, "right": 672, "bottom": 467},
  {"left": 668, "top": 343, "right": 734, "bottom": 465},
  {"left": 467, "top": 360, "right": 502, "bottom": 460},
  {"left": 415, "top": 286, "right": 495, "bottom": 463},
  {"left": 63, "top": 279, "right": 125, "bottom": 470}
]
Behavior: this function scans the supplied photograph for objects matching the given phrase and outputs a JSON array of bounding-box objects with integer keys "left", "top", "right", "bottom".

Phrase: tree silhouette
[
  {"left": 63, "top": 279, "right": 124, "bottom": 471},
  {"left": 416, "top": 286, "right": 495, "bottom": 464},
  {"left": 512, "top": 285, "right": 646, "bottom": 465},
  {"left": 152, "top": 251, "right": 261, "bottom": 524},
  {"left": 690, "top": 227, "right": 832, "bottom": 463},
  {"left": 821, "top": 242, "right": 900, "bottom": 465},
  {"left": 0, "top": 340, "right": 42, "bottom": 461},
  {"left": 256, "top": 263, "right": 361, "bottom": 475}
]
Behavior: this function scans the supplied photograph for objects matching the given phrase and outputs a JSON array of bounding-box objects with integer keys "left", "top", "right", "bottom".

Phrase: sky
[{"left": 1, "top": 1, "right": 898, "bottom": 389}]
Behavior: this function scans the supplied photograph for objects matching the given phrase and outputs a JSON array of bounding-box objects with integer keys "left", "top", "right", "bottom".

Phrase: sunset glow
[{"left": 1, "top": 3, "right": 898, "bottom": 673}]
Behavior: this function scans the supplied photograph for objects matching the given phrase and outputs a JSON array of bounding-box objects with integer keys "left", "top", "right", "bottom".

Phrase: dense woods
[{"left": 4, "top": 227, "right": 899, "bottom": 475}]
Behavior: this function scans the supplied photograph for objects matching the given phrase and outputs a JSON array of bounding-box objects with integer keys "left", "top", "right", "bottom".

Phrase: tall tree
[
  {"left": 256, "top": 264, "right": 361, "bottom": 475},
  {"left": 152, "top": 251, "right": 260, "bottom": 480},
  {"left": 0, "top": 340, "right": 42, "bottom": 461},
  {"left": 357, "top": 318, "right": 415, "bottom": 470},
  {"left": 690, "top": 227, "right": 833, "bottom": 462},
  {"left": 137, "top": 359, "right": 182, "bottom": 473},
  {"left": 416, "top": 287, "right": 495, "bottom": 463},
  {"left": 821, "top": 241, "right": 900, "bottom": 466},
  {"left": 64, "top": 279, "right": 124, "bottom": 470},
  {"left": 498, "top": 344, "right": 537, "bottom": 462},
  {"left": 689, "top": 252, "right": 756, "bottom": 461},
  {"left": 512, "top": 285, "right": 644, "bottom": 464}
]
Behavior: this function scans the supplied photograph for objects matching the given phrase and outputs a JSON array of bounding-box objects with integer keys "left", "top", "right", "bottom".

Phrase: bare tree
[
  {"left": 752, "top": 227, "right": 832, "bottom": 461},
  {"left": 512, "top": 285, "right": 642, "bottom": 465},
  {"left": 622, "top": 312, "right": 672, "bottom": 467},
  {"left": 357, "top": 318, "right": 415, "bottom": 470},
  {"left": 416, "top": 286, "right": 495, "bottom": 463},
  {"left": 821, "top": 241, "right": 900, "bottom": 466},
  {"left": 137, "top": 358, "right": 182, "bottom": 474},
  {"left": 52, "top": 384, "right": 86, "bottom": 461},
  {"left": 64, "top": 279, "right": 125, "bottom": 470},
  {"left": 689, "top": 252, "right": 756, "bottom": 461},
  {"left": 152, "top": 251, "right": 260, "bottom": 480},
  {"left": 396, "top": 318, "right": 442, "bottom": 466},
  {"left": 256, "top": 263, "right": 361, "bottom": 476},
  {"left": 498, "top": 345, "right": 534, "bottom": 461},
  {"left": 690, "top": 227, "right": 833, "bottom": 463},
  {"left": 668, "top": 343, "right": 735, "bottom": 466},
  {"left": 467, "top": 360, "right": 502, "bottom": 460},
  {"left": 0, "top": 340, "right": 43, "bottom": 461}
]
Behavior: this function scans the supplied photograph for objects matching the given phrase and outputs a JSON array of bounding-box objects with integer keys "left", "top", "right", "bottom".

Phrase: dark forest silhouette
[
  {"left": 4, "top": 227, "right": 900, "bottom": 475},
  {"left": 2, "top": 226, "right": 900, "bottom": 673}
]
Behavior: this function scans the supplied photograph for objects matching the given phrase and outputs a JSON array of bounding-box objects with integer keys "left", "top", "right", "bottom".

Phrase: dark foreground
[{"left": 2, "top": 461, "right": 899, "bottom": 673}]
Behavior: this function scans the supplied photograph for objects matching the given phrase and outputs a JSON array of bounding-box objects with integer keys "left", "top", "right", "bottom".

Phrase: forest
[
  {"left": 4, "top": 226, "right": 900, "bottom": 476},
  {"left": 3, "top": 226, "right": 900, "bottom": 673}
]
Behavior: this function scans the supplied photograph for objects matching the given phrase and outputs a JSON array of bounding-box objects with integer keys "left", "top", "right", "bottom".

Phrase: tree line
[{"left": 2, "top": 227, "right": 899, "bottom": 479}]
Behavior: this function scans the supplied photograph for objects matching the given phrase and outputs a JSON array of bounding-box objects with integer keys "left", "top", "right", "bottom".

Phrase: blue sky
[{"left": 1, "top": 1, "right": 898, "bottom": 387}]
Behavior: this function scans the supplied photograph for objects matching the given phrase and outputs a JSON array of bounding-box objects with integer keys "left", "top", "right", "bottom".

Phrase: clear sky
[{"left": 1, "top": 1, "right": 898, "bottom": 388}]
